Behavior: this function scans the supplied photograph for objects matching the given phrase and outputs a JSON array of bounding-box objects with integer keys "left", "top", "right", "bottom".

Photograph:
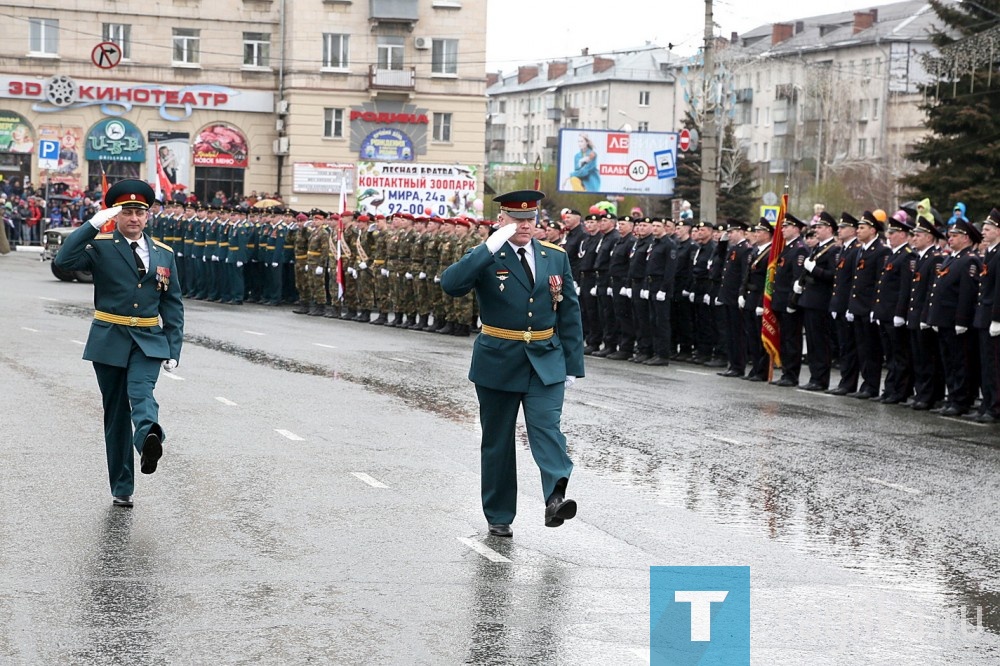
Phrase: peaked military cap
[
  {"left": 886, "top": 211, "right": 913, "bottom": 233},
  {"left": 727, "top": 218, "right": 750, "bottom": 231},
  {"left": 782, "top": 212, "right": 805, "bottom": 229},
  {"left": 911, "top": 215, "right": 944, "bottom": 239},
  {"left": 860, "top": 210, "right": 884, "bottom": 233},
  {"left": 105, "top": 179, "right": 156, "bottom": 210},
  {"left": 839, "top": 212, "right": 859, "bottom": 228},
  {"left": 585, "top": 213, "right": 601, "bottom": 222},
  {"left": 816, "top": 211, "right": 837, "bottom": 227},
  {"left": 983, "top": 207, "right": 1000, "bottom": 228},
  {"left": 494, "top": 189, "right": 544, "bottom": 219},
  {"left": 754, "top": 217, "right": 774, "bottom": 233},
  {"left": 949, "top": 218, "right": 983, "bottom": 244}
]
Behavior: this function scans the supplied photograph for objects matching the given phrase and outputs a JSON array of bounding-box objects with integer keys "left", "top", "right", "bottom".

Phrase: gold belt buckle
[
  {"left": 522, "top": 330, "right": 532, "bottom": 343},
  {"left": 128, "top": 316, "right": 138, "bottom": 326}
]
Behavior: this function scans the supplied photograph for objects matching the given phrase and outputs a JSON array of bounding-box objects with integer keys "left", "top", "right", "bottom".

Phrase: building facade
[{"left": 0, "top": 0, "right": 486, "bottom": 213}]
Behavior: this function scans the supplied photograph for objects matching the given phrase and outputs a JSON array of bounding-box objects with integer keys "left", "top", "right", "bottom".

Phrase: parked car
[{"left": 43, "top": 227, "right": 93, "bottom": 283}]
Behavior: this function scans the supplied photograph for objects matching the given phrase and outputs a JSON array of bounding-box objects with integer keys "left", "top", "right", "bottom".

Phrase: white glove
[
  {"left": 434, "top": 275, "right": 441, "bottom": 283},
  {"left": 870, "top": 312, "right": 876, "bottom": 323},
  {"left": 236, "top": 261, "right": 244, "bottom": 268},
  {"left": 589, "top": 287, "right": 597, "bottom": 296},
  {"left": 681, "top": 290, "right": 691, "bottom": 298},
  {"left": 956, "top": 325, "right": 968, "bottom": 335},
  {"left": 162, "top": 359, "right": 177, "bottom": 372},
  {"left": 575, "top": 285, "right": 581, "bottom": 295},
  {"left": 831, "top": 311, "right": 838, "bottom": 319},
  {"left": 271, "top": 262, "right": 279, "bottom": 268},
  {"left": 176, "top": 252, "right": 184, "bottom": 258},
  {"left": 359, "top": 261, "right": 367, "bottom": 270},
  {"left": 920, "top": 322, "right": 930, "bottom": 330},
  {"left": 212, "top": 255, "right": 219, "bottom": 262},
  {"left": 689, "top": 292, "right": 695, "bottom": 303},
  {"left": 893, "top": 316, "right": 905, "bottom": 328},
  {"left": 606, "top": 287, "right": 613, "bottom": 296},
  {"left": 738, "top": 295, "right": 746, "bottom": 309},
  {"left": 714, "top": 297, "right": 722, "bottom": 306},
  {"left": 348, "top": 268, "right": 356, "bottom": 278},
  {"left": 381, "top": 268, "right": 390, "bottom": 277},
  {"left": 625, "top": 288, "right": 632, "bottom": 298},
  {"left": 845, "top": 312, "right": 855, "bottom": 322},
  {"left": 564, "top": 375, "right": 577, "bottom": 389},
  {"left": 315, "top": 266, "right": 324, "bottom": 275},
  {"left": 202, "top": 256, "right": 207, "bottom": 263},
  {"left": 655, "top": 291, "right": 667, "bottom": 302},
  {"left": 990, "top": 321, "right": 1000, "bottom": 337},
  {"left": 304, "top": 264, "right": 311, "bottom": 272},
  {"left": 87, "top": 206, "right": 122, "bottom": 230},
  {"left": 932, "top": 326, "right": 939, "bottom": 332},
  {"left": 419, "top": 272, "right": 427, "bottom": 280},
  {"left": 405, "top": 272, "right": 414, "bottom": 280},
  {"left": 702, "top": 294, "right": 711, "bottom": 305},
  {"left": 640, "top": 289, "right": 649, "bottom": 300},
  {"left": 793, "top": 280, "right": 804, "bottom": 294},
  {"left": 485, "top": 222, "right": 517, "bottom": 253},
  {"left": 755, "top": 307, "right": 764, "bottom": 316},
  {"left": 803, "top": 257, "right": 816, "bottom": 273},
  {"left": 619, "top": 286, "right": 628, "bottom": 296},
  {"left": 786, "top": 306, "right": 796, "bottom": 314}
]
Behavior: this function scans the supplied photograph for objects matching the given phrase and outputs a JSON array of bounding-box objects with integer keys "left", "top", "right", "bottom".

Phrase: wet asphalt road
[{"left": 2, "top": 251, "right": 1000, "bottom": 665}]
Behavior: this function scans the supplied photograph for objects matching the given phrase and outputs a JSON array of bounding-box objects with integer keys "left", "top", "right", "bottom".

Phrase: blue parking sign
[
  {"left": 650, "top": 566, "right": 750, "bottom": 666},
  {"left": 39, "top": 139, "right": 60, "bottom": 161}
]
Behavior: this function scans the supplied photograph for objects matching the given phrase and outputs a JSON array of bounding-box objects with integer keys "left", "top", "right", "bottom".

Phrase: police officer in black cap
[
  {"left": 770, "top": 212, "right": 809, "bottom": 387},
  {"left": 846, "top": 210, "right": 891, "bottom": 399},
  {"left": 906, "top": 212, "right": 946, "bottom": 410},
  {"left": 972, "top": 208, "right": 1000, "bottom": 422},
  {"left": 798, "top": 211, "right": 840, "bottom": 390},
  {"left": 629, "top": 217, "right": 655, "bottom": 362},
  {"left": 607, "top": 214, "right": 637, "bottom": 360},
  {"left": 827, "top": 212, "right": 862, "bottom": 395},
  {"left": 592, "top": 211, "right": 620, "bottom": 357},
  {"left": 873, "top": 211, "right": 916, "bottom": 403},
  {"left": 717, "top": 218, "right": 753, "bottom": 377},
  {"left": 742, "top": 218, "right": 775, "bottom": 381},
  {"left": 926, "top": 217, "right": 983, "bottom": 416}
]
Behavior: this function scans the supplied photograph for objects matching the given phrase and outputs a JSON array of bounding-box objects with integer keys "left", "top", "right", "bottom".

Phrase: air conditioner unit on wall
[
  {"left": 273, "top": 137, "right": 289, "bottom": 155},
  {"left": 276, "top": 99, "right": 289, "bottom": 115},
  {"left": 414, "top": 36, "right": 431, "bottom": 50}
]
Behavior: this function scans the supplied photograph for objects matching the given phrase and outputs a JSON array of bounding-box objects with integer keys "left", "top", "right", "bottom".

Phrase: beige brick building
[{"left": 0, "top": 0, "right": 487, "bottom": 213}]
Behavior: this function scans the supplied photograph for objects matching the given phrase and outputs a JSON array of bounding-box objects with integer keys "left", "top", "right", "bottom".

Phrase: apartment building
[{"left": 0, "top": 0, "right": 486, "bottom": 212}]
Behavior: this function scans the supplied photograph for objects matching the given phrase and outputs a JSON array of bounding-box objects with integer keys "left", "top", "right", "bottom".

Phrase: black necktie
[
  {"left": 130, "top": 241, "right": 146, "bottom": 277},
  {"left": 518, "top": 247, "right": 534, "bottom": 289}
]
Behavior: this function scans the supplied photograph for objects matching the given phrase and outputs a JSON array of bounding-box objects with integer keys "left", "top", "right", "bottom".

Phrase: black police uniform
[{"left": 799, "top": 236, "right": 839, "bottom": 389}]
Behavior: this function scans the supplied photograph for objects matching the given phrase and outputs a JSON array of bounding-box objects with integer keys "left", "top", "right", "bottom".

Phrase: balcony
[
  {"left": 773, "top": 121, "right": 791, "bottom": 137},
  {"left": 775, "top": 83, "right": 797, "bottom": 102},
  {"left": 488, "top": 112, "right": 506, "bottom": 126},
  {"left": 370, "top": 0, "right": 419, "bottom": 28},
  {"left": 546, "top": 107, "right": 562, "bottom": 121},
  {"left": 768, "top": 159, "right": 790, "bottom": 174},
  {"left": 369, "top": 65, "right": 415, "bottom": 90},
  {"left": 545, "top": 136, "right": 559, "bottom": 148},
  {"left": 735, "top": 88, "right": 753, "bottom": 103},
  {"left": 490, "top": 139, "right": 505, "bottom": 151},
  {"left": 562, "top": 106, "right": 579, "bottom": 119}
]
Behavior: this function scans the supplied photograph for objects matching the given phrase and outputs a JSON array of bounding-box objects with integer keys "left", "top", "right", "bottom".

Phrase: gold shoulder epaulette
[
  {"left": 540, "top": 240, "right": 566, "bottom": 253},
  {"left": 153, "top": 239, "right": 174, "bottom": 252},
  {"left": 94, "top": 233, "right": 114, "bottom": 240}
]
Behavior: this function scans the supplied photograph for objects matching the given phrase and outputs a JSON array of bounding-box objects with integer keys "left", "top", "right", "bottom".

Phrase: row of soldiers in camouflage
[{"left": 145, "top": 202, "right": 490, "bottom": 335}]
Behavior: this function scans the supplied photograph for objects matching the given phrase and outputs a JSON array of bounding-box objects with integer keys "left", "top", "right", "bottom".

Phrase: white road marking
[
  {"left": 243, "top": 330, "right": 264, "bottom": 336},
  {"left": 70, "top": 339, "right": 85, "bottom": 345},
  {"left": 676, "top": 369, "right": 711, "bottom": 376},
  {"left": 796, "top": 389, "right": 836, "bottom": 397},
  {"left": 865, "top": 477, "right": 921, "bottom": 495},
  {"left": 313, "top": 343, "right": 337, "bottom": 349},
  {"left": 215, "top": 397, "right": 238, "bottom": 406},
  {"left": 628, "top": 648, "right": 650, "bottom": 664},
  {"left": 39, "top": 297, "right": 58, "bottom": 302},
  {"left": 940, "top": 416, "right": 988, "bottom": 428},
  {"left": 161, "top": 372, "right": 185, "bottom": 381},
  {"left": 389, "top": 357, "right": 413, "bottom": 364},
  {"left": 21, "top": 327, "right": 39, "bottom": 332},
  {"left": 351, "top": 472, "right": 389, "bottom": 488},
  {"left": 582, "top": 401, "right": 623, "bottom": 412},
  {"left": 275, "top": 429, "right": 304, "bottom": 441},
  {"left": 457, "top": 537, "right": 511, "bottom": 563},
  {"left": 709, "top": 435, "right": 742, "bottom": 446}
]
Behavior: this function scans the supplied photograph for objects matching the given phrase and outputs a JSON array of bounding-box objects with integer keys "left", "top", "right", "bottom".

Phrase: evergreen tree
[
  {"left": 717, "top": 120, "right": 758, "bottom": 222},
  {"left": 902, "top": 0, "right": 1000, "bottom": 218},
  {"left": 666, "top": 112, "right": 701, "bottom": 218}
]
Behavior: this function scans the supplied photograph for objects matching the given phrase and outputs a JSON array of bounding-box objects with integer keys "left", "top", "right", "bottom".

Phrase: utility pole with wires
[{"left": 700, "top": 0, "right": 718, "bottom": 224}]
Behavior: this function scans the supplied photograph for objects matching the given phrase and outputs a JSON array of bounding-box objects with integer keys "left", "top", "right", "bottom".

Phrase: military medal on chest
[
  {"left": 496, "top": 268, "right": 509, "bottom": 292},
  {"left": 549, "top": 275, "right": 563, "bottom": 311},
  {"left": 156, "top": 266, "right": 171, "bottom": 292}
]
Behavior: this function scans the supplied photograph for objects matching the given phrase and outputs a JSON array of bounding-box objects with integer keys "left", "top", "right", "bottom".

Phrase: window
[
  {"left": 377, "top": 36, "right": 404, "bottom": 70},
  {"left": 431, "top": 38, "right": 458, "bottom": 74},
  {"left": 637, "top": 121, "right": 649, "bottom": 132},
  {"left": 102, "top": 23, "right": 130, "bottom": 59},
  {"left": 763, "top": 142, "right": 769, "bottom": 161},
  {"left": 755, "top": 107, "right": 760, "bottom": 125},
  {"left": 755, "top": 72, "right": 760, "bottom": 91},
  {"left": 498, "top": 100, "right": 506, "bottom": 113},
  {"left": 859, "top": 99, "right": 869, "bottom": 120},
  {"left": 243, "top": 32, "right": 270, "bottom": 68},
  {"left": 875, "top": 58, "right": 883, "bottom": 75},
  {"left": 29, "top": 18, "right": 59, "bottom": 55},
  {"left": 858, "top": 138, "right": 867, "bottom": 156},
  {"left": 323, "top": 108, "right": 344, "bottom": 138},
  {"left": 872, "top": 98, "right": 879, "bottom": 120},
  {"left": 752, "top": 143, "right": 758, "bottom": 161},
  {"left": 765, "top": 107, "right": 770, "bottom": 125},
  {"left": 433, "top": 112, "right": 452, "bottom": 142},
  {"left": 322, "top": 33, "right": 349, "bottom": 69},
  {"left": 639, "top": 90, "right": 651, "bottom": 106},
  {"left": 172, "top": 28, "right": 200, "bottom": 65},
  {"left": 600, "top": 90, "right": 607, "bottom": 107}
]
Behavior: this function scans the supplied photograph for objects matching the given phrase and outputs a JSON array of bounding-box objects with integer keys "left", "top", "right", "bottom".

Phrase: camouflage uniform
[
  {"left": 395, "top": 226, "right": 416, "bottom": 326},
  {"left": 371, "top": 224, "right": 391, "bottom": 324},
  {"left": 409, "top": 225, "right": 428, "bottom": 329},
  {"left": 423, "top": 223, "right": 445, "bottom": 331},
  {"left": 291, "top": 222, "right": 310, "bottom": 313}
]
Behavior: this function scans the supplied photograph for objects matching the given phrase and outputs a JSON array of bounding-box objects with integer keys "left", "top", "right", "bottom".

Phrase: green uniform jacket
[
  {"left": 441, "top": 239, "right": 585, "bottom": 391},
  {"left": 55, "top": 224, "right": 185, "bottom": 368}
]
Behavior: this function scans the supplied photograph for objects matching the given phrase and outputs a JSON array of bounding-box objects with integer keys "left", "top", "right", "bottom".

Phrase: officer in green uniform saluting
[
  {"left": 440, "top": 190, "right": 585, "bottom": 538},
  {"left": 55, "top": 179, "right": 184, "bottom": 508}
]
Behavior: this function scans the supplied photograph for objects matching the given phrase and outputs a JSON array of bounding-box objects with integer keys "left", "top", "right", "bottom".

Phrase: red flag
[
  {"left": 761, "top": 193, "right": 788, "bottom": 376},
  {"left": 336, "top": 175, "right": 347, "bottom": 300},
  {"left": 154, "top": 141, "right": 174, "bottom": 203},
  {"left": 99, "top": 164, "right": 116, "bottom": 233}
]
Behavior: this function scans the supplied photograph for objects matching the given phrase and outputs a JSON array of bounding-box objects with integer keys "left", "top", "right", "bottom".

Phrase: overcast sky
[{"left": 484, "top": 0, "right": 899, "bottom": 71}]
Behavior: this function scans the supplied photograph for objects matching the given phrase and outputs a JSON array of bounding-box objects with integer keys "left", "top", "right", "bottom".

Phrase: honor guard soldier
[
  {"left": 54, "top": 179, "right": 184, "bottom": 507},
  {"left": 797, "top": 211, "right": 839, "bottom": 390},
  {"left": 927, "top": 218, "right": 983, "bottom": 416},
  {"left": 972, "top": 208, "right": 1000, "bottom": 422},
  {"left": 592, "top": 212, "right": 620, "bottom": 356},
  {"left": 671, "top": 220, "right": 697, "bottom": 360},
  {"left": 578, "top": 214, "right": 602, "bottom": 353},
  {"left": 606, "top": 214, "right": 637, "bottom": 360},
  {"left": 827, "top": 212, "right": 862, "bottom": 395},
  {"left": 905, "top": 212, "right": 946, "bottom": 410},
  {"left": 441, "top": 190, "right": 584, "bottom": 538},
  {"left": 846, "top": 210, "right": 891, "bottom": 399},
  {"left": 717, "top": 218, "right": 753, "bottom": 377},
  {"left": 742, "top": 219, "right": 774, "bottom": 381},
  {"left": 643, "top": 217, "right": 678, "bottom": 366},
  {"left": 770, "top": 213, "right": 809, "bottom": 387},
  {"left": 873, "top": 212, "right": 916, "bottom": 403},
  {"left": 628, "top": 217, "right": 655, "bottom": 363}
]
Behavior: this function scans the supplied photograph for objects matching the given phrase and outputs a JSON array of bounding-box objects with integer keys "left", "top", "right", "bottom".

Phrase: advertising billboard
[
  {"left": 556, "top": 129, "right": 678, "bottom": 196},
  {"left": 355, "top": 162, "right": 481, "bottom": 218}
]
